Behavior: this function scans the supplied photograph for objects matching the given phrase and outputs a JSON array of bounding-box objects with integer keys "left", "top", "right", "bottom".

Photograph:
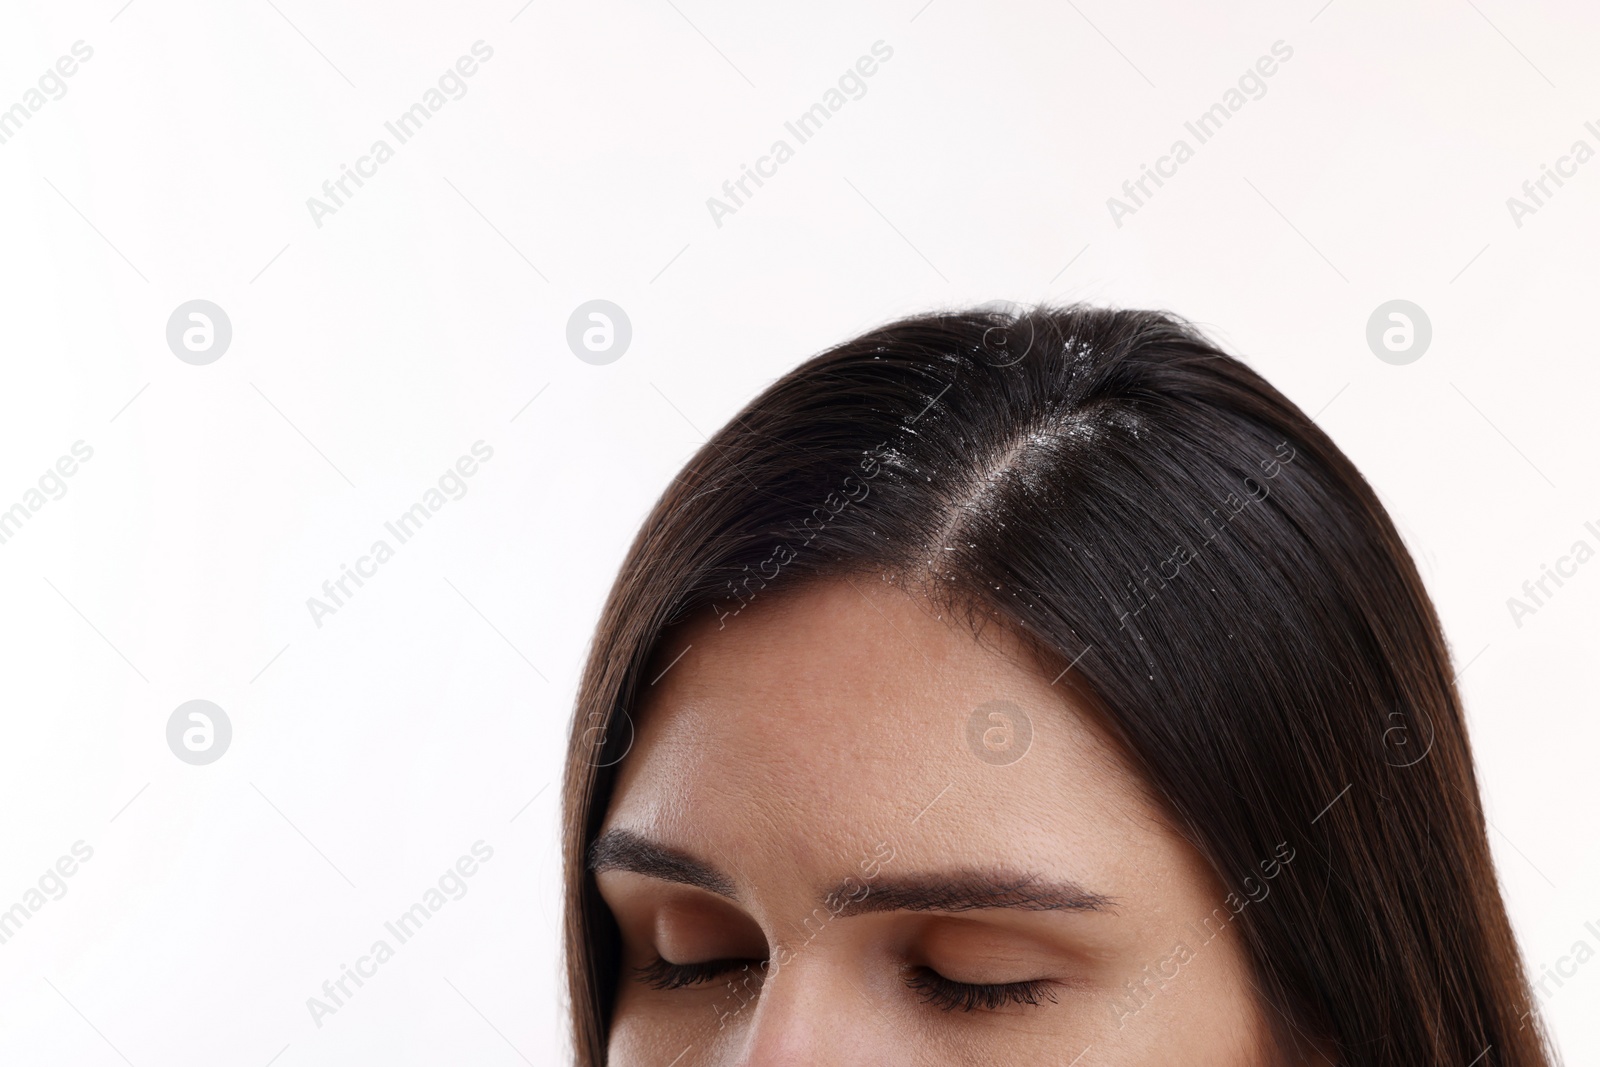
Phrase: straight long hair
[{"left": 561, "top": 303, "right": 1555, "bottom": 1066}]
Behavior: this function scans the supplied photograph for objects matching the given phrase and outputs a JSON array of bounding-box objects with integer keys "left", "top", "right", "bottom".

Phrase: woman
[{"left": 561, "top": 304, "right": 1554, "bottom": 1065}]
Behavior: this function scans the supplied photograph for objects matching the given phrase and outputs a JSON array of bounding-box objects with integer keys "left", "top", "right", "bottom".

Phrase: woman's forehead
[{"left": 607, "top": 578, "right": 1176, "bottom": 893}]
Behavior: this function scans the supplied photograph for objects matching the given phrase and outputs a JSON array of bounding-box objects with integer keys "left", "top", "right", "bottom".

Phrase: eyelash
[
  {"left": 634, "top": 956, "right": 755, "bottom": 991},
  {"left": 903, "top": 966, "right": 1060, "bottom": 1012},
  {"left": 633, "top": 957, "right": 1057, "bottom": 1013}
]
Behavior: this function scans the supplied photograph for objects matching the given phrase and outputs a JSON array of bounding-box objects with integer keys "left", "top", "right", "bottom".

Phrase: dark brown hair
[{"left": 561, "top": 303, "right": 1555, "bottom": 1065}]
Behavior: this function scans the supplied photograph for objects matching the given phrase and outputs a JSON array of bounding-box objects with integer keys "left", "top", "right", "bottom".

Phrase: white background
[{"left": 0, "top": 0, "right": 1595, "bottom": 1063}]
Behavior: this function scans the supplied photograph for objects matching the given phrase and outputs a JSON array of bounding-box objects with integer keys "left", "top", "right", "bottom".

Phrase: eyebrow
[
  {"left": 588, "top": 828, "right": 737, "bottom": 897},
  {"left": 826, "top": 871, "right": 1115, "bottom": 918},
  {"left": 587, "top": 828, "right": 1116, "bottom": 916}
]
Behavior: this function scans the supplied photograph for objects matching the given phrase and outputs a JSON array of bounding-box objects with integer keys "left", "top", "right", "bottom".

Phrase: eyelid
[
  {"left": 903, "top": 965, "right": 1060, "bottom": 1012},
  {"left": 912, "top": 911, "right": 1115, "bottom": 972},
  {"left": 596, "top": 882, "right": 763, "bottom": 963},
  {"left": 635, "top": 955, "right": 1059, "bottom": 1016}
]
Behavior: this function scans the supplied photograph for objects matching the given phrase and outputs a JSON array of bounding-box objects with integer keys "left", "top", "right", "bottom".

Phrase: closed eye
[
  {"left": 635, "top": 956, "right": 1059, "bottom": 1015},
  {"left": 903, "top": 965, "right": 1060, "bottom": 1012},
  {"left": 634, "top": 956, "right": 765, "bottom": 991}
]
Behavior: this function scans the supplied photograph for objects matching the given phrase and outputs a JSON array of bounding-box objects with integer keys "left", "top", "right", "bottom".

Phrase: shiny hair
[{"left": 562, "top": 303, "right": 1554, "bottom": 1065}]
